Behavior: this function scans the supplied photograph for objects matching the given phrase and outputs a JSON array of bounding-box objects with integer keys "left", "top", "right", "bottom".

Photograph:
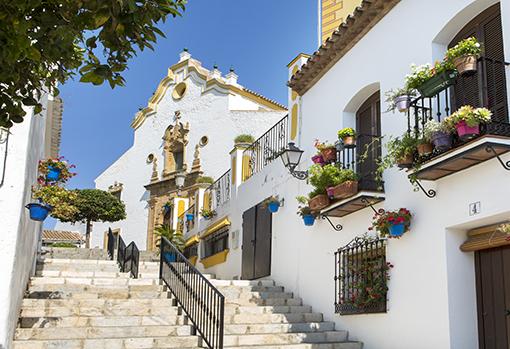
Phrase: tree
[
  {"left": 60, "top": 189, "right": 126, "bottom": 248},
  {"left": 154, "top": 224, "right": 185, "bottom": 252},
  {"left": 0, "top": 0, "right": 186, "bottom": 128}
]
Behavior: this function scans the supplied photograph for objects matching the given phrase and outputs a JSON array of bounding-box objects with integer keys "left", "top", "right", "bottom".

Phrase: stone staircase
[{"left": 14, "top": 250, "right": 362, "bottom": 349}]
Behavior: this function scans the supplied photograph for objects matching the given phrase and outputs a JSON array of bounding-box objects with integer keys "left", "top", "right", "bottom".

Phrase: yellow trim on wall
[
  {"left": 189, "top": 255, "right": 198, "bottom": 266},
  {"left": 291, "top": 104, "right": 298, "bottom": 140},
  {"left": 200, "top": 249, "right": 229, "bottom": 269},
  {"left": 231, "top": 155, "right": 236, "bottom": 185},
  {"left": 241, "top": 154, "right": 252, "bottom": 182},
  {"left": 185, "top": 235, "right": 200, "bottom": 248},
  {"left": 201, "top": 217, "right": 231, "bottom": 239},
  {"left": 177, "top": 200, "right": 186, "bottom": 216}
]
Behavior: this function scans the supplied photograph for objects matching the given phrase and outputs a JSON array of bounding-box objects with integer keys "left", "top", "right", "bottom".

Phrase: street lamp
[
  {"left": 280, "top": 142, "right": 308, "bottom": 180},
  {"left": 175, "top": 171, "right": 186, "bottom": 189}
]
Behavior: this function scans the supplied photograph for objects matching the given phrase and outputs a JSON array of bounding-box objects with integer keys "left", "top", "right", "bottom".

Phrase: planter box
[
  {"left": 309, "top": 194, "right": 330, "bottom": 211},
  {"left": 417, "top": 70, "right": 458, "bottom": 98},
  {"left": 330, "top": 181, "right": 358, "bottom": 200},
  {"left": 321, "top": 147, "right": 337, "bottom": 163}
]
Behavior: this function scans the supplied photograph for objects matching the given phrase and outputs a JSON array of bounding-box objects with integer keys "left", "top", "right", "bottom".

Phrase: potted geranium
[
  {"left": 296, "top": 196, "right": 316, "bottom": 226},
  {"left": 446, "top": 37, "right": 482, "bottom": 75},
  {"left": 405, "top": 61, "right": 457, "bottom": 98},
  {"left": 371, "top": 208, "right": 412, "bottom": 238},
  {"left": 386, "top": 134, "right": 417, "bottom": 169},
  {"left": 262, "top": 196, "right": 281, "bottom": 213},
  {"left": 327, "top": 169, "right": 359, "bottom": 200},
  {"left": 424, "top": 119, "right": 454, "bottom": 152},
  {"left": 385, "top": 87, "right": 417, "bottom": 113},
  {"left": 445, "top": 105, "right": 492, "bottom": 140},
  {"left": 38, "top": 157, "right": 76, "bottom": 184},
  {"left": 337, "top": 128, "right": 356, "bottom": 147},
  {"left": 314, "top": 140, "right": 337, "bottom": 163}
]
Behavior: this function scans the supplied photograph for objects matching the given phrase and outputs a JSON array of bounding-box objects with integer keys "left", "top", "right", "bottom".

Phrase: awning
[
  {"left": 184, "top": 235, "right": 200, "bottom": 248},
  {"left": 201, "top": 217, "right": 231, "bottom": 239},
  {"left": 460, "top": 223, "right": 510, "bottom": 252}
]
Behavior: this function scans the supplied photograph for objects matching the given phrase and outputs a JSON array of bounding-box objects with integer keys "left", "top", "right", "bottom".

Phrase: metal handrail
[
  {"left": 159, "top": 237, "right": 224, "bottom": 349},
  {"left": 115, "top": 234, "right": 140, "bottom": 279},
  {"left": 107, "top": 228, "right": 115, "bottom": 260}
]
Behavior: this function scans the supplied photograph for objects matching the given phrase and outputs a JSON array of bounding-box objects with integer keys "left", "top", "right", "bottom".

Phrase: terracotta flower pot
[
  {"left": 309, "top": 194, "right": 330, "bottom": 211},
  {"left": 417, "top": 143, "right": 433, "bottom": 156},
  {"left": 397, "top": 153, "right": 414, "bottom": 169},
  {"left": 329, "top": 181, "right": 358, "bottom": 200},
  {"left": 453, "top": 55, "right": 478, "bottom": 75},
  {"left": 320, "top": 147, "right": 337, "bottom": 163},
  {"left": 342, "top": 136, "right": 356, "bottom": 148}
]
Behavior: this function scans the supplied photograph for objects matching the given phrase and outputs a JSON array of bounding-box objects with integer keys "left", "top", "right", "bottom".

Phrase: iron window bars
[
  {"left": 335, "top": 236, "right": 388, "bottom": 315},
  {"left": 202, "top": 227, "right": 229, "bottom": 259}
]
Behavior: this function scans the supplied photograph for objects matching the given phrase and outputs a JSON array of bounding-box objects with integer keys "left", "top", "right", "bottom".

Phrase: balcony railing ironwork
[
  {"left": 243, "top": 115, "right": 289, "bottom": 179},
  {"left": 408, "top": 57, "right": 510, "bottom": 163},
  {"left": 206, "top": 170, "right": 231, "bottom": 209}
]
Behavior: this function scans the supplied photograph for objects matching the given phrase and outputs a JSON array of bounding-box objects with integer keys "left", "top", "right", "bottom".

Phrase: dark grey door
[{"left": 241, "top": 202, "right": 272, "bottom": 280}]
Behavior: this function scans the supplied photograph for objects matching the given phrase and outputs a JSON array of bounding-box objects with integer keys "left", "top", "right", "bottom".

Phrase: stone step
[
  {"left": 15, "top": 325, "right": 193, "bottom": 340},
  {"left": 222, "top": 291, "right": 294, "bottom": 301},
  {"left": 225, "top": 305, "right": 312, "bottom": 316},
  {"left": 20, "top": 303, "right": 179, "bottom": 317},
  {"left": 224, "top": 331, "right": 348, "bottom": 346},
  {"left": 27, "top": 284, "right": 165, "bottom": 293},
  {"left": 35, "top": 270, "right": 130, "bottom": 278},
  {"left": 25, "top": 290, "right": 171, "bottom": 300},
  {"left": 39, "top": 258, "right": 116, "bottom": 265},
  {"left": 219, "top": 285, "right": 285, "bottom": 294},
  {"left": 227, "top": 297, "right": 303, "bottom": 307},
  {"left": 19, "top": 314, "right": 186, "bottom": 329},
  {"left": 36, "top": 264, "right": 160, "bottom": 272},
  {"left": 225, "top": 313, "right": 324, "bottom": 324},
  {"left": 29, "top": 277, "right": 160, "bottom": 286},
  {"left": 224, "top": 322, "right": 336, "bottom": 335},
  {"left": 212, "top": 279, "right": 275, "bottom": 287},
  {"left": 226, "top": 343, "right": 362, "bottom": 349},
  {"left": 12, "top": 336, "right": 201, "bottom": 349},
  {"left": 21, "top": 298, "right": 175, "bottom": 309}
]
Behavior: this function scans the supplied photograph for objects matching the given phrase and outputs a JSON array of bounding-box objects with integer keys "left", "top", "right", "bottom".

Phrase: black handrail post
[{"left": 159, "top": 238, "right": 164, "bottom": 280}]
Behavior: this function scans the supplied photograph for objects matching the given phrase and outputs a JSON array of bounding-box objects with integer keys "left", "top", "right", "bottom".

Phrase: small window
[
  {"left": 335, "top": 236, "right": 389, "bottom": 315},
  {"left": 172, "top": 82, "right": 187, "bottom": 100},
  {"left": 173, "top": 150, "right": 184, "bottom": 170},
  {"left": 202, "top": 228, "right": 229, "bottom": 259},
  {"left": 199, "top": 136, "right": 209, "bottom": 147},
  {"left": 183, "top": 243, "right": 198, "bottom": 259}
]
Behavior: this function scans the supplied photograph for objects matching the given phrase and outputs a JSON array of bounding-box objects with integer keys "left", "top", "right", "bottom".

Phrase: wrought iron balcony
[
  {"left": 206, "top": 170, "right": 231, "bottom": 210},
  {"left": 408, "top": 57, "right": 510, "bottom": 183}
]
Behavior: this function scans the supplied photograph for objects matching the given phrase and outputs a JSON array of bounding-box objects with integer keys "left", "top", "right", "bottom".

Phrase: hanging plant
[
  {"left": 262, "top": 196, "right": 281, "bottom": 213},
  {"left": 31, "top": 185, "right": 79, "bottom": 221},
  {"left": 296, "top": 196, "right": 316, "bottom": 226},
  {"left": 370, "top": 208, "right": 412, "bottom": 238},
  {"left": 38, "top": 156, "right": 76, "bottom": 184},
  {"left": 200, "top": 208, "right": 217, "bottom": 220}
]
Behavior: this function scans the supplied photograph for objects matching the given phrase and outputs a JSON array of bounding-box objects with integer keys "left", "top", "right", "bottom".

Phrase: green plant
[
  {"left": 261, "top": 195, "right": 280, "bottom": 208},
  {"left": 423, "top": 119, "right": 454, "bottom": 139},
  {"left": 308, "top": 164, "right": 343, "bottom": 196},
  {"left": 200, "top": 208, "right": 217, "bottom": 219},
  {"left": 313, "top": 139, "right": 335, "bottom": 152},
  {"left": 196, "top": 176, "right": 214, "bottom": 184},
  {"left": 234, "top": 134, "right": 254, "bottom": 144},
  {"left": 38, "top": 157, "right": 76, "bottom": 185},
  {"left": 370, "top": 208, "right": 412, "bottom": 238},
  {"left": 338, "top": 169, "right": 359, "bottom": 183},
  {"left": 0, "top": 0, "right": 187, "bottom": 128},
  {"left": 296, "top": 196, "right": 314, "bottom": 217},
  {"left": 51, "top": 242, "right": 77, "bottom": 248},
  {"left": 445, "top": 105, "right": 492, "bottom": 128},
  {"left": 405, "top": 60, "right": 455, "bottom": 90},
  {"left": 384, "top": 87, "right": 417, "bottom": 113},
  {"left": 32, "top": 185, "right": 79, "bottom": 220},
  {"left": 375, "top": 134, "right": 418, "bottom": 183},
  {"left": 446, "top": 37, "right": 482, "bottom": 61},
  {"left": 337, "top": 128, "right": 356, "bottom": 139},
  {"left": 154, "top": 224, "right": 185, "bottom": 251}
]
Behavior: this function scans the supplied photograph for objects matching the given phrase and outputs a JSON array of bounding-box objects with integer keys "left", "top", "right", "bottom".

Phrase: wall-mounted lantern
[{"left": 280, "top": 142, "right": 308, "bottom": 180}]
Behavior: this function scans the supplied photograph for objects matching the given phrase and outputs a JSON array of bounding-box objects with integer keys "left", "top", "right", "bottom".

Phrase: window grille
[{"left": 202, "top": 227, "right": 229, "bottom": 259}]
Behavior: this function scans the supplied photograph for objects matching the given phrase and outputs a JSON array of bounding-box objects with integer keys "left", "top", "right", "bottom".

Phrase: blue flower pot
[
  {"left": 163, "top": 252, "right": 177, "bottom": 263},
  {"left": 303, "top": 214, "right": 315, "bottom": 226},
  {"left": 186, "top": 213, "right": 194, "bottom": 221},
  {"left": 163, "top": 205, "right": 170, "bottom": 214},
  {"left": 26, "top": 203, "right": 52, "bottom": 222},
  {"left": 389, "top": 223, "right": 405, "bottom": 237},
  {"left": 46, "top": 165, "right": 62, "bottom": 182},
  {"left": 268, "top": 201, "right": 280, "bottom": 213}
]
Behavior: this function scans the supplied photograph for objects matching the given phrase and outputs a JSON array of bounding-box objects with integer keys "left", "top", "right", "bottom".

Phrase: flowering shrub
[
  {"left": 445, "top": 105, "right": 492, "bottom": 128},
  {"left": 337, "top": 128, "right": 356, "bottom": 139},
  {"left": 38, "top": 156, "right": 76, "bottom": 184},
  {"left": 405, "top": 60, "right": 455, "bottom": 90},
  {"left": 446, "top": 37, "right": 482, "bottom": 61},
  {"left": 32, "top": 185, "right": 79, "bottom": 220},
  {"left": 370, "top": 208, "right": 412, "bottom": 238}
]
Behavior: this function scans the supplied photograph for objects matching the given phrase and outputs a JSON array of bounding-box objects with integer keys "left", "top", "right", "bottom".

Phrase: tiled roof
[
  {"left": 289, "top": 0, "right": 401, "bottom": 95},
  {"left": 42, "top": 230, "right": 84, "bottom": 242}
]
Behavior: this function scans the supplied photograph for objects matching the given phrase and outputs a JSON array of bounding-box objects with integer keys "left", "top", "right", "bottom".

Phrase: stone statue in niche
[{"left": 162, "top": 117, "right": 189, "bottom": 178}]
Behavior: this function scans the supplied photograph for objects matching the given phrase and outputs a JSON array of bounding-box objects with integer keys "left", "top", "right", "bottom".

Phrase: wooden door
[
  {"left": 450, "top": 3, "right": 507, "bottom": 122},
  {"left": 356, "top": 91, "right": 381, "bottom": 191},
  {"left": 241, "top": 203, "right": 272, "bottom": 280},
  {"left": 475, "top": 245, "right": 510, "bottom": 348}
]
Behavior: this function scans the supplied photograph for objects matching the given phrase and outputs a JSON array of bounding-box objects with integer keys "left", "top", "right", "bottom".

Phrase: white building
[
  {"left": 0, "top": 94, "right": 62, "bottom": 348},
  {"left": 77, "top": 51, "right": 287, "bottom": 251},
  {"left": 175, "top": 1, "right": 510, "bottom": 348}
]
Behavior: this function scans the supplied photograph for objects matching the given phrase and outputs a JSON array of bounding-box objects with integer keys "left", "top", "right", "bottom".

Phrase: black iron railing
[
  {"left": 335, "top": 236, "right": 388, "bottom": 315},
  {"left": 117, "top": 235, "right": 126, "bottom": 269},
  {"left": 243, "top": 115, "right": 289, "bottom": 179},
  {"left": 159, "top": 237, "right": 224, "bottom": 349},
  {"left": 116, "top": 235, "right": 140, "bottom": 279},
  {"left": 408, "top": 57, "right": 510, "bottom": 162},
  {"left": 107, "top": 228, "right": 115, "bottom": 260},
  {"left": 206, "top": 170, "right": 231, "bottom": 209}
]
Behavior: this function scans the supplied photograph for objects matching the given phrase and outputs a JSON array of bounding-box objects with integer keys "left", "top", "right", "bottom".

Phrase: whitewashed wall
[
  {"left": 201, "top": 1, "right": 510, "bottom": 348},
  {"left": 0, "top": 97, "right": 50, "bottom": 349},
  {"left": 85, "top": 60, "right": 286, "bottom": 250}
]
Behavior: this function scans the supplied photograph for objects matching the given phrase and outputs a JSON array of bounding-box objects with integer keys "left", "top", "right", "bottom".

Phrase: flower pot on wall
[
  {"left": 395, "top": 95, "right": 412, "bottom": 112},
  {"left": 453, "top": 55, "right": 478, "bottom": 75},
  {"left": 303, "top": 214, "right": 315, "bottom": 226},
  {"left": 329, "top": 181, "right": 358, "bottom": 200},
  {"left": 267, "top": 201, "right": 280, "bottom": 213},
  {"left": 455, "top": 121, "right": 480, "bottom": 141},
  {"left": 397, "top": 154, "right": 414, "bottom": 169},
  {"left": 309, "top": 194, "right": 330, "bottom": 211},
  {"left": 26, "top": 203, "right": 52, "bottom": 222},
  {"left": 46, "top": 165, "right": 62, "bottom": 182},
  {"left": 417, "top": 70, "right": 458, "bottom": 98},
  {"left": 163, "top": 252, "right": 177, "bottom": 263},
  {"left": 431, "top": 132, "right": 453, "bottom": 152},
  {"left": 186, "top": 213, "right": 194, "bottom": 221},
  {"left": 389, "top": 223, "right": 406, "bottom": 237},
  {"left": 417, "top": 143, "right": 433, "bottom": 156},
  {"left": 320, "top": 147, "right": 337, "bottom": 163}
]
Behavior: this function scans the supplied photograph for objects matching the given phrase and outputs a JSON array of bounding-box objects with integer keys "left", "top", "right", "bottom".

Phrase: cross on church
[{"left": 174, "top": 110, "right": 181, "bottom": 122}]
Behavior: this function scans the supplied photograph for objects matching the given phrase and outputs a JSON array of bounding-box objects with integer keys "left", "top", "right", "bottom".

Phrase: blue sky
[{"left": 49, "top": 1, "right": 317, "bottom": 227}]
